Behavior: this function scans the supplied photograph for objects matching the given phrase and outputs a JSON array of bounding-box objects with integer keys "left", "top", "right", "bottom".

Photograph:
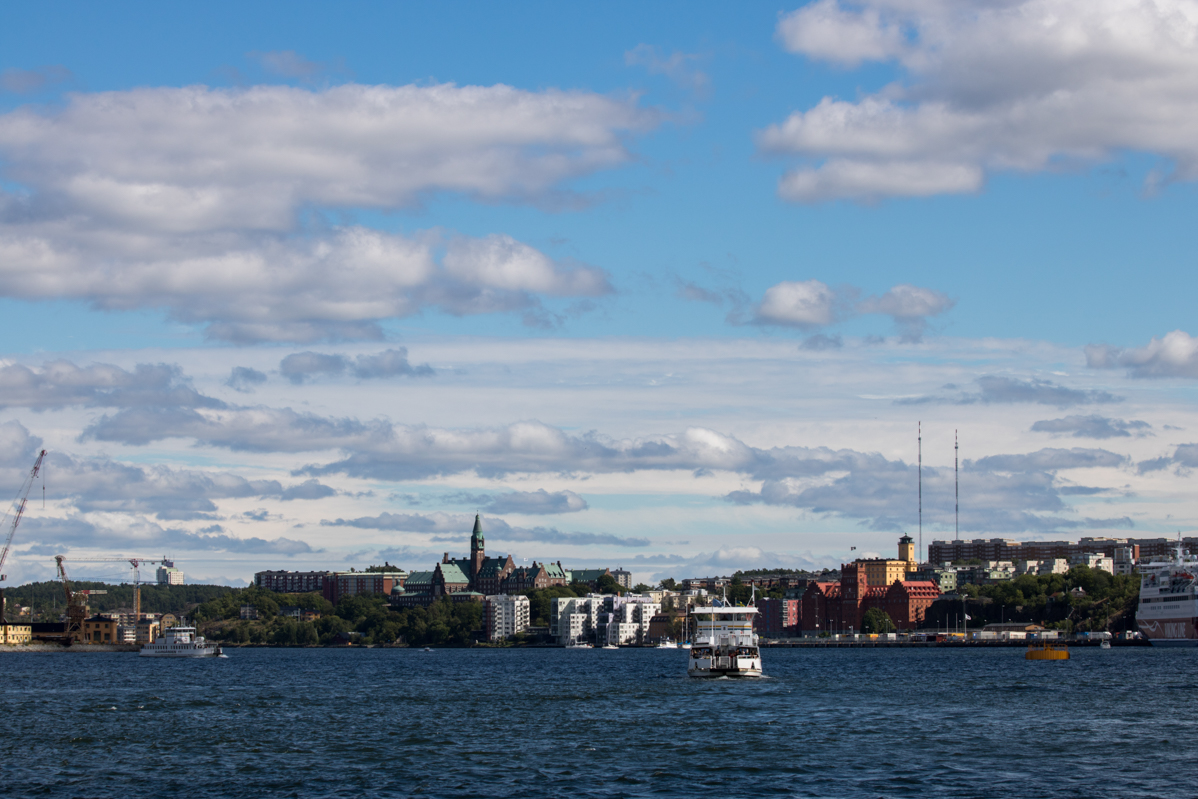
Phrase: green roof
[
  {"left": 405, "top": 571, "right": 435, "bottom": 588},
  {"left": 472, "top": 514, "right": 484, "bottom": 545},
  {"left": 543, "top": 563, "right": 566, "bottom": 579},
  {"left": 571, "top": 568, "right": 609, "bottom": 582},
  {"left": 438, "top": 563, "right": 469, "bottom": 584}
]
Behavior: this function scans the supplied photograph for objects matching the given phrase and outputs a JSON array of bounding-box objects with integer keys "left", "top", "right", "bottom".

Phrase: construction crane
[
  {"left": 54, "top": 554, "right": 106, "bottom": 644},
  {"left": 0, "top": 449, "right": 47, "bottom": 626},
  {"left": 54, "top": 555, "right": 168, "bottom": 621}
]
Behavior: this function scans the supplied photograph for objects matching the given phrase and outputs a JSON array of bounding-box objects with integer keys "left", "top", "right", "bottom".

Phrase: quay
[{"left": 760, "top": 638, "right": 1149, "bottom": 649}]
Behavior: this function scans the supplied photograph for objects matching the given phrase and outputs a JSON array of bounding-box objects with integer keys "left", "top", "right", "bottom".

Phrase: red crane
[{"left": 0, "top": 449, "right": 47, "bottom": 624}]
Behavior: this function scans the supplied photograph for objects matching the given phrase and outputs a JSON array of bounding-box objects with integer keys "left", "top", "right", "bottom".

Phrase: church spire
[{"left": 472, "top": 514, "right": 484, "bottom": 547}]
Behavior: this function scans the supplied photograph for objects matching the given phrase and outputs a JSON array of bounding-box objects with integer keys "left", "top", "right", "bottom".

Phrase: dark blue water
[{"left": 1, "top": 646, "right": 1193, "bottom": 798}]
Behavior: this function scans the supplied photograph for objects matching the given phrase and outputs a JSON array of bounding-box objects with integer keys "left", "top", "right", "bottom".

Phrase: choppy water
[{"left": 1, "top": 646, "right": 1194, "bottom": 798}]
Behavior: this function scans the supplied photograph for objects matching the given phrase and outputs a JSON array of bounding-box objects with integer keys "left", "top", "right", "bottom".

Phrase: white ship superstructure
[
  {"left": 688, "top": 604, "right": 762, "bottom": 677},
  {"left": 1136, "top": 542, "right": 1198, "bottom": 647},
  {"left": 139, "top": 625, "right": 222, "bottom": 658}
]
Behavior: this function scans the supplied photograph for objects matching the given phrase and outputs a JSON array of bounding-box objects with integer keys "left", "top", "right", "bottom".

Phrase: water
[{"left": 1, "top": 646, "right": 1194, "bottom": 798}]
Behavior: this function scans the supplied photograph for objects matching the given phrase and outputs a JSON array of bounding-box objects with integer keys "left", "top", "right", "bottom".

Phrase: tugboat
[
  {"left": 687, "top": 603, "right": 762, "bottom": 677},
  {"left": 139, "top": 625, "right": 222, "bottom": 658}
]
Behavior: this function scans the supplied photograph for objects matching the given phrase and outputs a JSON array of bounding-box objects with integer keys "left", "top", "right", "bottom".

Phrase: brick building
[
  {"left": 254, "top": 570, "right": 332, "bottom": 594},
  {"left": 323, "top": 571, "right": 408, "bottom": 604},
  {"left": 754, "top": 598, "right": 800, "bottom": 638},
  {"left": 927, "top": 536, "right": 1198, "bottom": 565}
]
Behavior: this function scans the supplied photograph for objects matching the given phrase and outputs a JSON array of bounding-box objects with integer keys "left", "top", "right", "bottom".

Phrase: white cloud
[
  {"left": 777, "top": 0, "right": 907, "bottom": 67},
  {"left": 624, "top": 44, "right": 710, "bottom": 94},
  {"left": 1086, "top": 330, "right": 1198, "bottom": 378},
  {"left": 763, "top": 0, "right": 1198, "bottom": 201},
  {"left": 751, "top": 279, "right": 952, "bottom": 336},
  {"left": 0, "top": 82, "right": 645, "bottom": 342},
  {"left": 755, "top": 280, "right": 840, "bottom": 328}
]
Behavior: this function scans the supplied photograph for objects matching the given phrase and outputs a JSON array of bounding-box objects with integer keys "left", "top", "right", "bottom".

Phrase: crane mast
[{"left": 0, "top": 449, "right": 47, "bottom": 626}]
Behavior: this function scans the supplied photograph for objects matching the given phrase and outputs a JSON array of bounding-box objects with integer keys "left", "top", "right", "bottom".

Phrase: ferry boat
[
  {"left": 688, "top": 604, "right": 762, "bottom": 678},
  {"left": 1136, "top": 540, "right": 1198, "bottom": 647},
  {"left": 139, "top": 625, "right": 222, "bottom": 658}
]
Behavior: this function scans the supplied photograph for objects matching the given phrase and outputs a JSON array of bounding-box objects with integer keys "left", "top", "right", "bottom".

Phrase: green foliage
[
  {"left": 659, "top": 578, "right": 678, "bottom": 590},
  {"left": 861, "top": 607, "right": 896, "bottom": 634},
  {"left": 632, "top": 583, "right": 653, "bottom": 594},
  {"left": 7, "top": 580, "right": 236, "bottom": 621},
  {"left": 526, "top": 585, "right": 582, "bottom": 626},
  {"left": 927, "top": 566, "right": 1141, "bottom": 632},
  {"left": 364, "top": 562, "right": 400, "bottom": 573},
  {"left": 594, "top": 574, "right": 624, "bottom": 595}
]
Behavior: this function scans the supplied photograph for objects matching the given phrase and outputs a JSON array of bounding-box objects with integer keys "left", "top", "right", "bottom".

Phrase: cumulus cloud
[
  {"left": 1138, "top": 442, "right": 1198, "bottom": 474},
  {"left": 900, "top": 376, "right": 1121, "bottom": 407},
  {"left": 0, "top": 83, "right": 644, "bottom": 342},
  {"left": 1031, "top": 415, "right": 1152, "bottom": 439},
  {"left": 321, "top": 511, "right": 646, "bottom": 547},
  {"left": 763, "top": 0, "right": 1198, "bottom": 202},
  {"left": 0, "top": 360, "right": 223, "bottom": 410},
  {"left": 278, "top": 479, "right": 337, "bottom": 501},
  {"left": 1086, "top": 330, "right": 1198, "bottom": 378},
  {"left": 226, "top": 366, "right": 267, "bottom": 392},
  {"left": 481, "top": 489, "right": 588, "bottom": 515},
  {"left": 279, "top": 347, "right": 434, "bottom": 384},
  {"left": 750, "top": 280, "right": 952, "bottom": 337}
]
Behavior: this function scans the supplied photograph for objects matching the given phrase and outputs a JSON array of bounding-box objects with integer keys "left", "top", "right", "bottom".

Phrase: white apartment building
[
  {"left": 1015, "top": 559, "right": 1069, "bottom": 576},
  {"left": 484, "top": 594, "right": 530, "bottom": 641},
  {"left": 156, "top": 562, "right": 184, "bottom": 585},
  {"left": 1070, "top": 553, "right": 1114, "bottom": 575},
  {"left": 551, "top": 596, "right": 603, "bottom": 645},
  {"left": 603, "top": 597, "right": 661, "bottom": 645}
]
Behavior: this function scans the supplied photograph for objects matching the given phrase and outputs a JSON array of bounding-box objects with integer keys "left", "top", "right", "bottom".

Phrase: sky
[{"left": 0, "top": 0, "right": 1197, "bottom": 587}]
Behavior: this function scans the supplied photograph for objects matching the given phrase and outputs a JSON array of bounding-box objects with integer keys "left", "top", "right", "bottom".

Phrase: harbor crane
[
  {"left": 0, "top": 449, "right": 46, "bottom": 625},
  {"left": 54, "top": 556, "right": 170, "bottom": 620},
  {"left": 54, "top": 555, "right": 105, "bottom": 643}
]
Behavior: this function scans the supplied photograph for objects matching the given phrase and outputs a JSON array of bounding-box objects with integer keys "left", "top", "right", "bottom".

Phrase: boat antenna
[
  {"left": 918, "top": 421, "right": 922, "bottom": 562},
  {"left": 955, "top": 429, "right": 959, "bottom": 543}
]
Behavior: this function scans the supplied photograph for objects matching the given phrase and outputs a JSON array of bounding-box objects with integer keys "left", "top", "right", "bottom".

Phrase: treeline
[
  {"left": 194, "top": 585, "right": 482, "bottom": 647},
  {"left": 926, "top": 565, "right": 1140, "bottom": 632},
  {"left": 5, "top": 581, "right": 236, "bottom": 620}
]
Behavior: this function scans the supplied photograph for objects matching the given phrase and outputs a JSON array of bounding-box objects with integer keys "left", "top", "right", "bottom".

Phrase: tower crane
[
  {"left": 54, "top": 556, "right": 169, "bottom": 621},
  {"left": 0, "top": 449, "right": 47, "bottom": 626}
]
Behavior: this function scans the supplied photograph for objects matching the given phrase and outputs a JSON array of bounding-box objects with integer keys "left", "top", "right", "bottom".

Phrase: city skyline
[{"left": 1, "top": 1, "right": 1197, "bottom": 586}]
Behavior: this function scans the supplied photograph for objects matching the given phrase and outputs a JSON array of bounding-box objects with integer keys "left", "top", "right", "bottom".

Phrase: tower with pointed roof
[{"left": 470, "top": 514, "right": 485, "bottom": 583}]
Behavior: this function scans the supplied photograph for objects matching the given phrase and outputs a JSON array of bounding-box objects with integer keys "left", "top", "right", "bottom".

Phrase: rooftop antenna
[
  {"left": 918, "top": 421, "right": 922, "bottom": 563},
  {"left": 955, "top": 429, "right": 959, "bottom": 542}
]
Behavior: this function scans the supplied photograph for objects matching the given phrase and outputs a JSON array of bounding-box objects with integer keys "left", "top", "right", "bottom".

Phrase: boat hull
[
  {"left": 1136, "top": 617, "right": 1198, "bottom": 645},
  {"left": 139, "top": 649, "right": 221, "bottom": 658}
]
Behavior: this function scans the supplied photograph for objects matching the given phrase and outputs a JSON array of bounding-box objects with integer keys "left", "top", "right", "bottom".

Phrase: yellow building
[
  {"left": 0, "top": 623, "right": 32, "bottom": 645},
  {"left": 82, "top": 615, "right": 118, "bottom": 644},
  {"left": 135, "top": 620, "right": 160, "bottom": 645},
  {"left": 857, "top": 534, "right": 919, "bottom": 588}
]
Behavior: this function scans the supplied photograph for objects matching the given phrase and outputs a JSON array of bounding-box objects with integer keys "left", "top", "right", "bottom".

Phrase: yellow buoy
[{"left": 1026, "top": 641, "right": 1069, "bottom": 660}]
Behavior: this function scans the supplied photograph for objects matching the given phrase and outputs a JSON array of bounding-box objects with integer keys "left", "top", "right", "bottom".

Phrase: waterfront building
[
  {"left": 135, "top": 620, "right": 160, "bottom": 645},
  {"left": 156, "top": 560, "right": 184, "bottom": 585},
  {"left": 799, "top": 535, "right": 941, "bottom": 633},
  {"left": 484, "top": 595, "right": 531, "bottom": 641},
  {"left": 0, "top": 623, "right": 32, "bottom": 644},
  {"left": 81, "top": 615, "right": 118, "bottom": 644},
  {"left": 254, "top": 570, "right": 332, "bottom": 594},
  {"left": 753, "top": 598, "right": 800, "bottom": 638},
  {"left": 601, "top": 596, "right": 660, "bottom": 645},
  {"left": 1015, "top": 559, "right": 1069, "bottom": 576}
]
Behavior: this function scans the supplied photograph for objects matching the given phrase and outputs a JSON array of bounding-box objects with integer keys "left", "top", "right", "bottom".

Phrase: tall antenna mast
[
  {"left": 955, "top": 430, "right": 959, "bottom": 542},
  {"left": 918, "top": 421, "right": 922, "bottom": 563}
]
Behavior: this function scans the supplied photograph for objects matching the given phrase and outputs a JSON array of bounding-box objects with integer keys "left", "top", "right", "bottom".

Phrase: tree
[
  {"left": 594, "top": 574, "right": 624, "bottom": 595},
  {"left": 659, "top": 578, "right": 678, "bottom": 591},
  {"left": 631, "top": 583, "right": 653, "bottom": 594},
  {"left": 861, "top": 608, "right": 896, "bottom": 634}
]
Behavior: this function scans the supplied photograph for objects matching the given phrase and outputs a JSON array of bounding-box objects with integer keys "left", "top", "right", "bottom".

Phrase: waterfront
[{"left": 2, "top": 647, "right": 1195, "bottom": 798}]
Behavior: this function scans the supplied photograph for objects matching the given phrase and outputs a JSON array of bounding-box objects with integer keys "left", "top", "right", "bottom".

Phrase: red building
[
  {"left": 753, "top": 598, "right": 800, "bottom": 637},
  {"left": 799, "top": 562, "right": 939, "bottom": 633}
]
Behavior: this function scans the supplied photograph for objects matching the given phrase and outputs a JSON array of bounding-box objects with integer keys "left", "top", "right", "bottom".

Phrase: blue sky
[{"left": 1, "top": 1, "right": 1197, "bottom": 585}]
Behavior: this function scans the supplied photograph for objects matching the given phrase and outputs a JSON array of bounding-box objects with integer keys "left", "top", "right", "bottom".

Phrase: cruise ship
[
  {"left": 1136, "top": 541, "right": 1198, "bottom": 647},
  {"left": 139, "top": 625, "right": 223, "bottom": 657},
  {"left": 687, "top": 604, "right": 762, "bottom": 677}
]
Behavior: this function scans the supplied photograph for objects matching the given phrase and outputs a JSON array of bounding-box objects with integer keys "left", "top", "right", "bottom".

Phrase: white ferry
[
  {"left": 688, "top": 604, "right": 762, "bottom": 677},
  {"left": 1136, "top": 541, "right": 1198, "bottom": 647},
  {"left": 139, "top": 625, "right": 223, "bottom": 658}
]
